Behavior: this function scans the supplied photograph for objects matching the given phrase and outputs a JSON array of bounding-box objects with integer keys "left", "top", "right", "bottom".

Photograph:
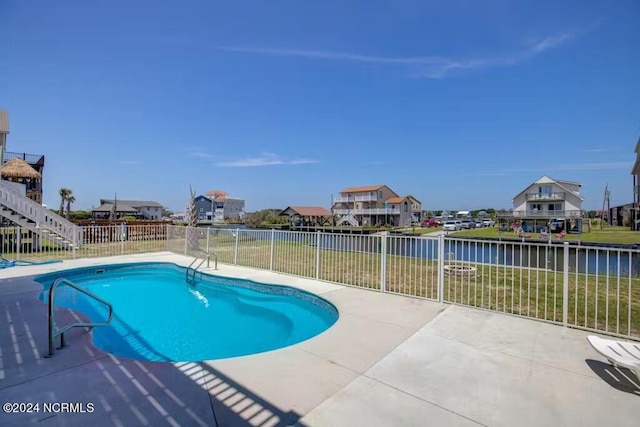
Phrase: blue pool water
[{"left": 35, "top": 263, "right": 338, "bottom": 362}]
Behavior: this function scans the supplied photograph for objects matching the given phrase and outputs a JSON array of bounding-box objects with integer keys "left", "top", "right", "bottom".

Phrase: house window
[
  {"left": 378, "top": 191, "right": 383, "bottom": 198},
  {"left": 539, "top": 185, "right": 552, "bottom": 195},
  {"left": 199, "top": 208, "right": 203, "bottom": 212},
  {"left": 404, "top": 202, "right": 408, "bottom": 212}
]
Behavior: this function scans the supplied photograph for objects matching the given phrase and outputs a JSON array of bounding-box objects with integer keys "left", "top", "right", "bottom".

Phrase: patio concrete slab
[
  {"left": 365, "top": 305, "right": 640, "bottom": 427},
  {"left": 299, "top": 375, "right": 482, "bottom": 427},
  {"left": 204, "top": 346, "right": 359, "bottom": 426},
  {"left": 417, "top": 305, "right": 600, "bottom": 375},
  {"left": 0, "top": 354, "right": 215, "bottom": 427}
]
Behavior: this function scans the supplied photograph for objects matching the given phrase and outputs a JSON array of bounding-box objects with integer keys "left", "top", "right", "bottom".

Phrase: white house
[{"left": 509, "top": 176, "right": 584, "bottom": 219}]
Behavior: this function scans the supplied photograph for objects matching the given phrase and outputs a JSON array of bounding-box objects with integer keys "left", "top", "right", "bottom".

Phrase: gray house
[{"left": 193, "top": 195, "right": 223, "bottom": 221}]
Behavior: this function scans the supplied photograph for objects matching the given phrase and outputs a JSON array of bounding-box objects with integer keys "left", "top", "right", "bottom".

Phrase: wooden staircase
[{"left": 0, "top": 180, "right": 82, "bottom": 249}]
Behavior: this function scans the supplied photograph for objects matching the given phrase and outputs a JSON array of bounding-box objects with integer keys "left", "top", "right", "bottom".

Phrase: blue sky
[{"left": 1, "top": 0, "right": 639, "bottom": 213}]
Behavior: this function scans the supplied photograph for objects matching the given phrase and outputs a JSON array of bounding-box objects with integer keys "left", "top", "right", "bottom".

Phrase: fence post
[
  {"left": 562, "top": 241, "right": 570, "bottom": 327},
  {"left": 437, "top": 233, "right": 445, "bottom": 303},
  {"left": 233, "top": 228, "right": 240, "bottom": 265},
  {"left": 72, "top": 227, "right": 78, "bottom": 259},
  {"left": 120, "top": 224, "right": 125, "bottom": 255},
  {"left": 269, "top": 228, "right": 275, "bottom": 271},
  {"left": 165, "top": 224, "right": 170, "bottom": 251},
  {"left": 206, "top": 227, "right": 210, "bottom": 255},
  {"left": 16, "top": 226, "right": 21, "bottom": 259},
  {"left": 380, "top": 234, "right": 387, "bottom": 292},
  {"left": 184, "top": 226, "right": 188, "bottom": 255},
  {"left": 316, "top": 230, "right": 321, "bottom": 279}
]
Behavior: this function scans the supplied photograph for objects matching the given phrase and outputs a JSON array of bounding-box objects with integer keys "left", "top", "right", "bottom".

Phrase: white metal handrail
[
  {"left": 186, "top": 251, "right": 216, "bottom": 284},
  {"left": 47, "top": 277, "right": 113, "bottom": 357},
  {"left": 0, "top": 180, "right": 82, "bottom": 246}
]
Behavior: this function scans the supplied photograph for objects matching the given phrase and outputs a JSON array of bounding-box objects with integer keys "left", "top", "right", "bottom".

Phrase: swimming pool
[{"left": 35, "top": 262, "right": 338, "bottom": 362}]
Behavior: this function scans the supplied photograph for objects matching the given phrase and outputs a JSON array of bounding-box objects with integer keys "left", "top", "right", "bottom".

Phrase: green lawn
[{"left": 455, "top": 226, "right": 640, "bottom": 245}]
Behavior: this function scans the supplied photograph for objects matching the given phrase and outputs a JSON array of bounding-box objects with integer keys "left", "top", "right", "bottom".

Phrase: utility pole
[{"left": 600, "top": 185, "right": 610, "bottom": 229}]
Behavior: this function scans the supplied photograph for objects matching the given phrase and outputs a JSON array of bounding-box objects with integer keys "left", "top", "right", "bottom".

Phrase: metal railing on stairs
[
  {"left": 0, "top": 180, "right": 82, "bottom": 248},
  {"left": 186, "top": 251, "right": 217, "bottom": 284},
  {"left": 46, "top": 278, "right": 113, "bottom": 357}
]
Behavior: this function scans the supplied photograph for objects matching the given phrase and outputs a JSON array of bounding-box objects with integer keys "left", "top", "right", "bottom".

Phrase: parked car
[
  {"left": 421, "top": 218, "right": 440, "bottom": 227},
  {"left": 474, "top": 220, "right": 484, "bottom": 228},
  {"left": 482, "top": 219, "right": 495, "bottom": 227},
  {"left": 460, "top": 219, "right": 474, "bottom": 229},
  {"left": 443, "top": 220, "right": 460, "bottom": 232}
]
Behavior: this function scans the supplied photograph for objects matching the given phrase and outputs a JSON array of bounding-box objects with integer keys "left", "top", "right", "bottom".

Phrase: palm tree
[
  {"left": 65, "top": 194, "right": 76, "bottom": 220},
  {"left": 58, "top": 188, "right": 71, "bottom": 216},
  {"left": 187, "top": 186, "right": 200, "bottom": 251}
]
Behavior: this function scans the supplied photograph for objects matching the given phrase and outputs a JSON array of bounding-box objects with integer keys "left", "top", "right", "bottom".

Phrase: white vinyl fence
[{"left": 1, "top": 224, "right": 638, "bottom": 340}]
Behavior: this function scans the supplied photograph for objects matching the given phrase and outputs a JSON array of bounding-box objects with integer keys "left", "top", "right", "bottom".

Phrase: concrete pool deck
[{"left": 0, "top": 252, "right": 637, "bottom": 426}]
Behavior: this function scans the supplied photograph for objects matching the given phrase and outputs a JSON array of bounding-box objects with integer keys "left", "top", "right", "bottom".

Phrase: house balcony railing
[
  {"left": 334, "top": 195, "right": 378, "bottom": 203},
  {"left": 496, "top": 209, "right": 584, "bottom": 219},
  {"left": 526, "top": 192, "right": 565, "bottom": 201},
  {"left": 4, "top": 151, "right": 45, "bottom": 167},
  {"left": 333, "top": 208, "right": 400, "bottom": 215},
  {"left": 333, "top": 197, "right": 351, "bottom": 203},
  {"left": 354, "top": 195, "right": 378, "bottom": 202}
]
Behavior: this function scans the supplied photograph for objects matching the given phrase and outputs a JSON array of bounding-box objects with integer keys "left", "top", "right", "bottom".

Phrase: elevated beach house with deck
[
  {"left": 498, "top": 176, "right": 585, "bottom": 233},
  {"left": 331, "top": 185, "right": 422, "bottom": 227}
]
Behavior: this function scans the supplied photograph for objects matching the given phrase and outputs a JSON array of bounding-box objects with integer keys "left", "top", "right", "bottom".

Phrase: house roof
[
  {"left": 1, "top": 158, "right": 41, "bottom": 179},
  {"left": 551, "top": 177, "right": 581, "bottom": 187},
  {"left": 92, "top": 203, "right": 139, "bottom": 212},
  {"left": 280, "top": 206, "right": 332, "bottom": 217},
  {"left": 99, "top": 199, "right": 164, "bottom": 208},
  {"left": 341, "top": 184, "right": 387, "bottom": 193},
  {"left": 206, "top": 190, "right": 228, "bottom": 201},
  {"left": 404, "top": 194, "right": 422, "bottom": 204},
  {"left": 512, "top": 176, "right": 584, "bottom": 202},
  {"left": 385, "top": 196, "right": 407, "bottom": 204}
]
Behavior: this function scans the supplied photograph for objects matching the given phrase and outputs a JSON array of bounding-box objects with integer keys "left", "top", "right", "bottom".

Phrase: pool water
[{"left": 36, "top": 263, "right": 338, "bottom": 362}]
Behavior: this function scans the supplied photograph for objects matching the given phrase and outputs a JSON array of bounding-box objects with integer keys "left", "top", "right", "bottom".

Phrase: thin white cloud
[
  {"left": 215, "top": 152, "right": 318, "bottom": 168},
  {"left": 188, "top": 151, "right": 214, "bottom": 158},
  {"left": 582, "top": 148, "right": 607, "bottom": 153},
  {"left": 220, "top": 29, "right": 586, "bottom": 78},
  {"left": 528, "top": 32, "right": 577, "bottom": 53},
  {"left": 117, "top": 160, "right": 142, "bottom": 165}
]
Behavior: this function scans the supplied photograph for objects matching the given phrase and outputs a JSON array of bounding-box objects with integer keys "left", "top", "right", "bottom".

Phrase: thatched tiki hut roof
[{"left": 1, "top": 158, "right": 42, "bottom": 180}]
